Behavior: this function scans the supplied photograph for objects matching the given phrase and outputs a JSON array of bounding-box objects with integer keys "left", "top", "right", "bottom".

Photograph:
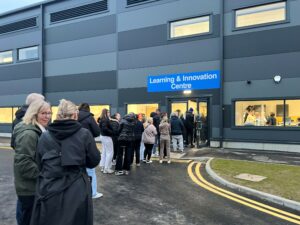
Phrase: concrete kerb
[{"left": 205, "top": 158, "right": 300, "bottom": 212}]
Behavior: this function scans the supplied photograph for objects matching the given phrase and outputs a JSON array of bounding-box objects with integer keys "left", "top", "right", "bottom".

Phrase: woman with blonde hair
[
  {"left": 159, "top": 116, "right": 171, "bottom": 164},
  {"left": 142, "top": 117, "right": 157, "bottom": 163},
  {"left": 30, "top": 99, "right": 100, "bottom": 225},
  {"left": 13, "top": 100, "right": 51, "bottom": 225}
]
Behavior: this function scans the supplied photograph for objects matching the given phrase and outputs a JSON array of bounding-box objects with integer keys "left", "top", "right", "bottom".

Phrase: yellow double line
[{"left": 188, "top": 162, "right": 300, "bottom": 225}]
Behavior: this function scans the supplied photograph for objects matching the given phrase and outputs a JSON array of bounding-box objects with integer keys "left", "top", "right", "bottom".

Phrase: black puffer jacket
[
  {"left": 118, "top": 114, "right": 135, "bottom": 142},
  {"left": 110, "top": 118, "right": 120, "bottom": 137},
  {"left": 99, "top": 118, "right": 113, "bottom": 137},
  {"left": 185, "top": 111, "right": 195, "bottom": 130},
  {"left": 170, "top": 116, "right": 185, "bottom": 135},
  {"left": 134, "top": 120, "right": 144, "bottom": 141},
  {"left": 150, "top": 112, "right": 161, "bottom": 135},
  {"left": 78, "top": 109, "right": 100, "bottom": 138},
  {"left": 11, "top": 105, "right": 28, "bottom": 148}
]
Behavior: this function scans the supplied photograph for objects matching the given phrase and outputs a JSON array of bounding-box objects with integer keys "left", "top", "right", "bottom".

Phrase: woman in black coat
[{"left": 30, "top": 99, "right": 100, "bottom": 225}]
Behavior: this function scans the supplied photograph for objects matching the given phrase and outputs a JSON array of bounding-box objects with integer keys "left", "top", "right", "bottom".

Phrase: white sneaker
[
  {"left": 146, "top": 160, "right": 153, "bottom": 164},
  {"left": 92, "top": 192, "right": 103, "bottom": 199},
  {"left": 167, "top": 160, "right": 171, "bottom": 164},
  {"left": 115, "top": 171, "right": 124, "bottom": 176},
  {"left": 103, "top": 169, "right": 114, "bottom": 174},
  {"left": 159, "top": 160, "right": 163, "bottom": 164}
]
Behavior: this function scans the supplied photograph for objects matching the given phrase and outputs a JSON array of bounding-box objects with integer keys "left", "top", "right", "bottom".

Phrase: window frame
[
  {"left": 17, "top": 45, "right": 39, "bottom": 62},
  {"left": 0, "top": 50, "right": 13, "bottom": 65},
  {"left": 233, "top": 1, "right": 289, "bottom": 31},
  {"left": 168, "top": 13, "right": 213, "bottom": 40},
  {"left": 126, "top": 0, "right": 159, "bottom": 8},
  {"left": 232, "top": 97, "right": 300, "bottom": 130}
]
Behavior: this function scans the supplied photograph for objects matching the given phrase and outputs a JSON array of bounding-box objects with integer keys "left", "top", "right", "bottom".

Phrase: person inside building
[
  {"left": 170, "top": 112, "right": 185, "bottom": 153},
  {"left": 30, "top": 99, "right": 100, "bottom": 225},
  {"left": 266, "top": 112, "right": 277, "bottom": 126},
  {"left": 244, "top": 107, "right": 256, "bottom": 126},
  {"left": 142, "top": 117, "right": 157, "bottom": 163},
  {"left": 11, "top": 93, "right": 44, "bottom": 225},
  {"left": 185, "top": 108, "right": 195, "bottom": 147},
  {"left": 115, "top": 113, "right": 135, "bottom": 175},
  {"left": 159, "top": 116, "right": 171, "bottom": 164},
  {"left": 99, "top": 108, "right": 114, "bottom": 174},
  {"left": 78, "top": 103, "right": 102, "bottom": 199},
  {"left": 13, "top": 99, "right": 51, "bottom": 225}
]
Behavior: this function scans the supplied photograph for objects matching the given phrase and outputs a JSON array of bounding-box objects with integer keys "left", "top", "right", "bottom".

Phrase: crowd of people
[{"left": 11, "top": 93, "right": 207, "bottom": 225}]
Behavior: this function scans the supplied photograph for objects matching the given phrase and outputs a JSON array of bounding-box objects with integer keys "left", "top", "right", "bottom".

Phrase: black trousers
[
  {"left": 131, "top": 139, "right": 141, "bottom": 164},
  {"left": 116, "top": 140, "right": 132, "bottom": 171},
  {"left": 186, "top": 128, "right": 194, "bottom": 146},
  {"left": 18, "top": 195, "right": 34, "bottom": 225},
  {"left": 144, "top": 143, "right": 154, "bottom": 161},
  {"left": 112, "top": 137, "right": 118, "bottom": 160}
]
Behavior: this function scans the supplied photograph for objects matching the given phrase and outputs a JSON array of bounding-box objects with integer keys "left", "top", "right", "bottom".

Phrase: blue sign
[{"left": 147, "top": 70, "right": 220, "bottom": 92}]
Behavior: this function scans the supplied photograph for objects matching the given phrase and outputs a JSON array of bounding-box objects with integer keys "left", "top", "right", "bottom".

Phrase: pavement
[{"left": 1, "top": 147, "right": 299, "bottom": 225}]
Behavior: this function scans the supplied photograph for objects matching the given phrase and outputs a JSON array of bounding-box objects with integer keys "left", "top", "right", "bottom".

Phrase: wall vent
[
  {"left": 127, "top": 0, "right": 158, "bottom": 6},
  {"left": 50, "top": 0, "right": 108, "bottom": 23},
  {"left": 0, "top": 17, "right": 37, "bottom": 35}
]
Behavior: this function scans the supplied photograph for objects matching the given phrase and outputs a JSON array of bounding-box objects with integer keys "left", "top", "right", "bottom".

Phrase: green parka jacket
[{"left": 13, "top": 122, "right": 42, "bottom": 196}]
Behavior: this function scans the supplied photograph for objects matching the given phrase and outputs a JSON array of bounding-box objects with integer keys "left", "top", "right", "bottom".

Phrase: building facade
[{"left": 0, "top": 0, "right": 299, "bottom": 152}]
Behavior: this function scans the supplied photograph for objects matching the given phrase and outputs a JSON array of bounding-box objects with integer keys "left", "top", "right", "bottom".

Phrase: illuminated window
[
  {"left": 51, "top": 106, "right": 58, "bottom": 121},
  {"left": 127, "top": 103, "right": 159, "bottom": 118},
  {"left": 170, "top": 15, "right": 210, "bottom": 39},
  {"left": 90, "top": 105, "right": 110, "bottom": 121},
  {"left": 235, "top": 2, "right": 286, "bottom": 29},
  {"left": 285, "top": 100, "right": 300, "bottom": 127},
  {"left": 0, "top": 108, "right": 13, "bottom": 123},
  {"left": 235, "top": 100, "right": 285, "bottom": 127},
  {"left": 0, "top": 50, "right": 13, "bottom": 64},
  {"left": 18, "top": 46, "right": 39, "bottom": 61}
]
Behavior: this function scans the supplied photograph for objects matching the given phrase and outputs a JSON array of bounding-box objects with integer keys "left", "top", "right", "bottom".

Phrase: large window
[
  {"left": 170, "top": 15, "right": 210, "bottom": 39},
  {"left": 235, "top": 2, "right": 286, "bottom": 29},
  {"left": 127, "top": 104, "right": 159, "bottom": 118},
  {"left": 0, "top": 50, "right": 13, "bottom": 64},
  {"left": 90, "top": 105, "right": 110, "bottom": 121},
  {"left": 235, "top": 99, "right": 300, "bottom": 127},
  {"left": 18, "top": 46, "right": 39, "bottom": 61},
  {"left": 0, "top": 108, "right": 13, "bottom": 123}
]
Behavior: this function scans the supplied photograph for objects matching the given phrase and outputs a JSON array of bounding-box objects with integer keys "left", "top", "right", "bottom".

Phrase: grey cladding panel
[
  {"left": 118, "top": 15, "right": 220, "bottom": 51},
  {"left": 46, "top": 15, "right": 116, "bottom": 44},
  {"left": 0, "top": 78, "right": 41, "bottom": 95},
  {"left": 45, "top": 71, "right": 117, "bottom": 92},
  {"left": 119, "top": 38, "right": 220, "bottom": 70},
  {"left": 0, "top": 62, "right": 41, "bottom": 81},
  {"left": 225, "top": 25, "right": 300, "bottom": 59},
  {"left": 224, "top": 128, "right": 300, "bottom": 143},
  {"left": 225, "top": 52, "right": 300, "bottom": 82},
  {"left": 118, "top": 88, "right": 220, "bottom": 107}
]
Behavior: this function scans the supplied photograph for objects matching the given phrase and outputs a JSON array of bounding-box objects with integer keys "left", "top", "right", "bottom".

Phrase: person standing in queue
[
  {"left": 78, "top": 103, "right": 102, "bottom": 199},
  {"left": 30, "top": 99, "right": 100, "bottom": 225},
  {"left": 159, "top": 116, "right": 171, "bottom": 164},
  {"left": 13, "top": 100, "right": 51, "bottom": 225},
  {"left": 115, "top": 113, "right": 135, "bottom": 175},
  {"left": 131, "top": 114, "right": 144, "bottom": 166},
  {"left": 110, "top": 113, "right": 121, "bottom": 165},
  {"left": 142, "top": 117, "right": 157, "bottom": 163},
  {"left": 99, "top": 108, "right": 114, "bottom": 174}
]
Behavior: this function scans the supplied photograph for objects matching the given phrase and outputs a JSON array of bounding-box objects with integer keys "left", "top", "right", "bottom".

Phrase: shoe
[
  {"left": 136, "top": 163, "right": 141, "bottom": 167},
  {"left": 146, "top": 160, "right": 153, "bottom": 164},
  {"left": 167, "top": 160, "right": 171, "bottom": 164},
  {"left": 115, "top": 171, "right": 124, "bottom": 176},
  {"left": 103, "top": 169, "right": 114, "bottom": 174},
  {"left": 124, "top": 170, "right": 129, "bottom": 175},
  {"left": 112, "top": 160, "right": 116, "bottom": 166},
  {"left": 92, "top": 192, "right": 103, "bottom": 199},
  {"left": 159, "top": 160, "right": 163, "bottom": 164},
  {"left": 100, "top": 166, "right": 104, "bottom": 172},
  {"left": 142, "top": 159, "right": 147, "bottom": 163}
]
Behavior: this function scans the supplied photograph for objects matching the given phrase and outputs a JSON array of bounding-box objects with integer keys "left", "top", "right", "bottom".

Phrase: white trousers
[{"left": 99, "top": 136, "right": 114, "bottom": 170}]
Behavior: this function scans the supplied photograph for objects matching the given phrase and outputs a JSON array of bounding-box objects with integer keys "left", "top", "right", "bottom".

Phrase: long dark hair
[
  {"left": 78, "top": 102, "right": 90, "bottom": 112},
  {"left": 100, "top": 108, "right": 109, "bottom": 120}
]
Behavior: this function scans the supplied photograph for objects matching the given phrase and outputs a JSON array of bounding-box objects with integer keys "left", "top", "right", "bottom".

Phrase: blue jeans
[
  {"left": 152, "top": 135, "right": 160, "bottom": 154},
  {"left": 86, "top": 168, "right": 97, "bottom": 196}
]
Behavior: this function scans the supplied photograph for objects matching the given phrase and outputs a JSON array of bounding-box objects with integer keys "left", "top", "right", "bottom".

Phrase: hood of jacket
[
  {"left": 13, "top": 122, "right": 42, "bottom": 138},
  {"left": 15, "top": 105, "right": 28, "bottom": 119},
  {"left": 47, "top": 119, "right": 82, "bottom": 140},
  {"left": 122, "top": 114, "right": 135, "bottom": 124},
  {"left": 78, "top": 109, "right": 94, "bottom": 123}
]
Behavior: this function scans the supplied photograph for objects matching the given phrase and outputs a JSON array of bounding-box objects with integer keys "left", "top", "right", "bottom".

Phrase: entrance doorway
[{"left": 168, "top": 97, "right": 209, "bottom": 147}]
